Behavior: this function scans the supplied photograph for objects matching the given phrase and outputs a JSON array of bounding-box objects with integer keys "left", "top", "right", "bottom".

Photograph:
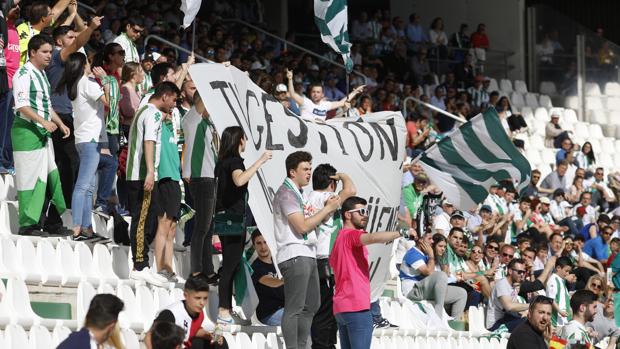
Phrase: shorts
[{"left": 156, "top": 178, "right": 181, "bottom": 221}]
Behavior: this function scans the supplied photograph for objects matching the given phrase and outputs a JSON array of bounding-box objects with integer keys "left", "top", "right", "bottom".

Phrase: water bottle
[
  {"left": 213, "top": 324, "right": 223, "bottom": 343},
  {"left": 0, "top": 34, "right": 6, "bottom": 68}
]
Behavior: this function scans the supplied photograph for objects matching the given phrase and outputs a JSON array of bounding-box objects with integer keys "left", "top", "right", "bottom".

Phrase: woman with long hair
[
  {"left": 568, "top": 175, "right": 585, "bottom": 204},
  {"left": 586, "top": 274, "right": 608, "bottom": 300},
  {"left": 119, "top": 62, "right": 144, "bottom": 138},
  {"left": 214, "top": 126, "right": 272, "bottom": 324},
  {"left": 56, "top": 52, "right": 109, "bottom": 241},
  {"left": 576, "top": 141, "right": 596, "bottom": 172},
  {"left": 432, "top": 233, "right": 449, "bottom": 273}
]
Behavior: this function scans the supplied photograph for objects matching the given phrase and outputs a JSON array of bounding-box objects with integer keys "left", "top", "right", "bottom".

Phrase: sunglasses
[
  {"left": 503, "top": 253, "right": 514, "bottom": 258},
  {"left": 512, "top": 269, "right": 526, "bottom": 275},
  {"left": 347, "top": 207, "right": 368, "bottom": 216},
  {"left": 592, "top": 283, "right": 602, "bottom": 289},
  {"left": 487, "top": 245, "right": 499, "bottom": 251},
  {"left": 131, "top": 26, "right": 144, "bottom": 34}
]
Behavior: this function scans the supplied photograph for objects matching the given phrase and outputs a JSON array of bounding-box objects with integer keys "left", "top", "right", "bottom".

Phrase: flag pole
[
  {"left": 346, "top": 73, "right": 350, "bottom": 118},
  {"left": 191, "top": 19, "right": 196, "bottom": 53}
]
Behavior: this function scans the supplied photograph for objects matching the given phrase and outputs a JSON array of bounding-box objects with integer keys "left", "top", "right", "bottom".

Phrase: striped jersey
[
  {"left": 546, "top": 273, "right": 572, "bottom": 326},
  {"left": 126, "top": 104, "right": 163, "bottom": 181},
  {"left": 559, "top": 320, "right": 594, "bottom": 349},
  {"left": 103, "top": 75, "right": 121, "bottom": 134},
  {"left": 181, "top": 107, "right": 218, "bottom": 179},
  {"left": 113, "top": 33, "right": 140, "bottom": 63},
  {"left": 12, "top": 61, "right": 52, "bottom": 130}
]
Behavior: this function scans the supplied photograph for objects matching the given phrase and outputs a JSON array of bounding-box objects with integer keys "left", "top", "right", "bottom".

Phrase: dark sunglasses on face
[
  {"left": 512, "top": 269, "right": 526, "bottom": 275},
  {"left": 487, "top": 245, "right": 498, "bottom": 251},
  {"left": 592, "top": 283, "right": 602, "bottom": 289},
  {"left": 503, "top": 253, "right": 514, "bottom": 258}
]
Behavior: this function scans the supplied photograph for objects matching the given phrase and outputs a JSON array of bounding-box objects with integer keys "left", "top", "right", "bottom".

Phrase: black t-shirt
[
  {"left": 251, "top": 258, "right": 284, "bottom": 321},
  {"left": 518, "top": 279, "right": 545, "bottom": 301},
  {"left": 507, "top": 320, "right": 548, "bottom": 349},
  {"left": 214, "top": 156, "right": 246, "bottom": 215}
]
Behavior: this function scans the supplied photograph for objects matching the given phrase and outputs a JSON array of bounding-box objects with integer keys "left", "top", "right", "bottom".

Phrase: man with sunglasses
[
  {"left": 507, "top": 296, "right": 553, "bottom": 349},
  {"left": 494, "top": 244, "right": 516, "bottom": 280},
  {"left": 113, "top": 17, "right": 144, "bottom": 63},
  {"left": 583, "top": 225, "right": 614, "bottom": 263},
  {"left": 487, "top": 258, "right": 530, "bottom": 331},
  {"left": 330, "top": 196, "right": 411, "bottom": 349}
]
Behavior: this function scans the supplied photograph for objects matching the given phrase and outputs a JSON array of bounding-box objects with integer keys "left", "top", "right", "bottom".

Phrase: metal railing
[
  {"left": 220, "top": 18, "right": 369, "bottom": 86},
  {"left": 402, "top": 96, "right": 467, "bottom": 123},
  {"left": 143, "top": 35, "right": 213, "bottom": 64}
]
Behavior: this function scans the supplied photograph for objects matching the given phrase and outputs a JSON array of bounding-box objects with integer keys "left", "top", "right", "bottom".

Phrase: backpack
[{"left": 112, "top": 208, "right": 130, "bottom": 245}]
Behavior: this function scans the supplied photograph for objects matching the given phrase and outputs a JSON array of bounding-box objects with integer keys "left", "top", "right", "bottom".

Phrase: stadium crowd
[{"left": 1, "top": 1, "right": 620, "bottom": 349}]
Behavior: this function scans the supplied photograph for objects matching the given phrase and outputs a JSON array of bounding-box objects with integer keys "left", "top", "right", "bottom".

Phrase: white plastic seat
[
  {"left": 135, "top": 285, "right": 156, "bottom": 332},
  {"left": 563, "top": 108, "right": 578, "bottom": 125},
  {"left": 540, "top": 81, "right": 557, "bottom": 95},
  {"left": 499, "top": 79, "right": 513, "bottom": 93},
  {"left": 77, "top": 281, "right": 96, "bottom": 329},
  {"left": 265, "top": 333, "right": 279, "bottom": 349},
  {"left": 606, "top": 97, "right": 620, "bottom": 110},
  {"left": 604, "top": 82, "right": 620, "bottom": 96},
  {"left": 514, "top": 80, "right": 528, "bottom": 94},
  {"left": 121, "top": 328, "right": 140, "bottom": 349},
  {"left": 252, "top": 333, "right": 267, "bottom": 349},
  {"left": 487, "top": 78, "right": 499, "bottom": 92},
  {"left": 589, "top": 124, "right": 604, "bottom": 140},
  {"left": 574, "top": 122, "right": 590, "bottom": 139},
  {"left": 4, "top": 324, "right": 29, "bottom": 349},
  {"left": 74, "top": 242, "right": 100, "bottom": 286},
  {"left": 529, "top": 135, "right": 544, "bottom": 150},
  {"left": 153, "top": 287, "right": 174, "bottom": 310},
  {"left": 3, "top": 175, "right": 16, "bottom": 201},
  {"left": 0, "top": 200, "right": 19, "bottom": 237},
  {"left": 510, "top": 92, "right": 525, "bottom": 108},
  {"left": 223, "top": 333, "right": 239, "bottom": 349},
  {"left": 16, "top": 238, "right": 41, "bottom": 284},
  {"left": 599, "top": 153, "right": 614, "bottom": 170},
  {"left": 539, "top": 94, "right": 553, "bottom": 108},
  {"left": 237, "top": 332, "right": 256, "bottom": 349},
  {"left": 526, "top": 149, "right": 542, "bottom": 168},
  {"left": 534, "top": 107, "right": 549, "bottom": 122},
  {"left": 36, "top": 239, "right": 62, "bottom": 286},
  {"left": 51, "top": 325, "right": 71, "bottom": 348},
  {"left": 525, "top": 93, "right": 539, "bottom": 108},
  {"left": 91, "top": 244, "right": 119, "bottom": 285},
  {"left": 56, "top": 240, "right": 80, "bottom": 286},
  {"left": 170, "top": 287, "right": 184, "bottom": 302},
  {"left": 520, "top": 106, "right": 534, "bottom": 119},
  {"left": 587, "top": 109, "right": 608, "bottom": 124},
  {"left": 541, "top": 149, "right": 557, "bottom": 168},
  {"left": 1, "top": 278, "right": 56, "bottom": 329},
  {"left": 116, "top": 283, "right": 144, "bottom": 332},
  {"left": 585, "top": 82, "right": 601, "bottom": 96},
  {"left": 601, "top": 137, "right": 615, "bottom": 152},
  {"left": 28, "top": 324, "right": 52, "bottom": 349},
  {"left": 586, "top": 96, "right": 604, "bottom": 110},
  {"left": 0, "top": 237, "right": 19, "bottom": 278},
  {"left": 565, "top": 96, "right": 579, "bottom": 110},
  {"left": 97, "top": 282, "right": 115, "bottom": 295}
]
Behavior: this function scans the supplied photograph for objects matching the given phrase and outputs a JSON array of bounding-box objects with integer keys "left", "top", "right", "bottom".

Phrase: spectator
[
  {"left": 576, "top": 142, "right": 596, "bottom": 171},
  {"left": 449, "top": 24, "right": 471, "bottom": 62},
  {"left": 558, "top": 290, "right": 599, "bottom": 348},
  {"left": 545, "top": 113, "right": 570, "bottom": 148},
  {"left": 214, "top": 126, "right": 271, "bottom": 324},
  {"left": 113, "top": 17, "right": 143, "bottom": 63},
  {"left": 146, "top": 321, "right": 185, "bottom": 349},
  {"left": 273, "top": 151, "right": 340, "bottom": 349},
  {"left": 523, "top": 169, "right": 541, "bottom": 198},
  {"left": 583, "top": 225, "right": 613, "bottom": 263},
  {"left": 55, "top": 52, "right": 109, "bottom": 241},
  {"left": 57, "top": 294, "right": 124, "bottom": 349},
  {"left": 470, "top": 23, "right": 489, "bottom": 65},
  {"left": 550, "top": 189, "right": 581, "bottom": 237},
  {"left": 410, "top": 48, "right": 433, "bottom": 86},
  {"left": 486, "top": 258, "right": 530, "bottom": 331},
  {"left": 428, "top": 17, "right": 448, "bottom": 56},
  {"left": 353, "top": 94, "right": 373, "bottom": 117},
  {"left": 579, "top": 209, "right": 608, "bottom": 241},
  {"left": 119, "top": 62, "right": 144, "bottom": 137},
  {"left": 250, "top": 230, "right": 284, "bottom": 326},
  {"left": 433, "top": 200, "right": 455, "bottom": 236},
  {"left": 155, "top": 274, "right": 226, "bottom": 348},
  {"left": 467, "top": 74, "right": 490, "bottom": 112},
  {"left": 568, "top": 176, "right": 587, "bottom": 205},
  {"left": 17, "top": 0, "right": 71, "bottom": 66},
  {"left": 323, "top": 74, "right": 345, "bottom": 101},
  {"left": 587, "top": 167, "right": 616, "bottom": 212},
  {"left": 585, "top": 275, "right": 608, "bottom": 301},
  {"left": 539, "top": 160, "right": 570, "bottom": 196},
  {"left": 331, "top": 196, "right": 406, "bottom": 349},
  {"left": 430, "top": 86, "right": 446, "bottom": 110},
  {"left": 404, "top": 13, "right": 427, "bottom": 51},
  {"left": 546, "top": 256, "right": 574, "bottom": 326},
  {"left": 507, "top": 296, "right": 553, "bottom": 349},
  {"left": 587, "top": 296, "right": 620, "bottom": 346},
  {"left": 308, "top": 165, "right": 356, "bottom": 348},
  {"left": 140, "top": 51, "right": 157, "bottom": 93},
  {"left": 453, "top": 53, "right": 475, "bottom": 88},
  {"left": 556, "top": 138, "right": 574, "bottom": 165},
  {"left": 351, "top": 12, "right": 372, "bottom": 41}
]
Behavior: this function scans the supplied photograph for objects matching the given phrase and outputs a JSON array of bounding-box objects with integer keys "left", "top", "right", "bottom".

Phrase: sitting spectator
[
  {"left": 545, "top": 113, "right": 570, "bottom": 148},
  {"left": 470, "top": 23, "right": 490, "bottom": 65},
  {"left": 323, "top": 74, "right": 345, "bottom": 101},
  {"left": 57, "top": 294, "right": 125, "bottom": 349},
  {"left": 146, "top": 321, "right": 185, "bottom": 349},
  {"left": 583, "top": 225, "right": 613, "bottom": 263},
  {"left": 556, "top": 138, "right": 574, "bottom": 165},
  {"left": 568, "top": 175, "right": 586, "bottom": 204},
  {"left": 400, "top": 232, "right": 467, "bottom": 320},
  {"left": 586, "top": 168, "right": 617, "bottom": 212},
  {"left": 585, "top": 275, "right": 608, "bottom": 301},
  {"left": 453, "top": 53, "right": 475, "bottom": 88},
  {"left": 495, "top": 244, "right": 517, "bottom": 279},
  {"left": 587, "top": 296, "right": 620, "bottom": 346},
  {"left": 558, "top": 290, "right": 599, "bottom": 348},
  {"left": 401, "top": 173, "right": 431, "bottom": 226},
  {"left": 550, "top": 189, "right": 580, "bottom": 236},
  {"left": 433, "top": 200, "right": 456, "bottom": 236},
  {"left": 533, "top": 244, "right": 549, "bottom": 271},
  {"left": 486, "top": 258, "right": 529, "bottom": 331},
  {"left": 463, "top": 244, "right": 494, "bottom": 299},
  {"left": 404, "top": 13, "right": 427, "bottom": 51},
  {"left": 430, "top": 86, "right": 446, "bottom": 110},
  {"left": 540, "top": 160, "right": 570, "bottom": 196},
  {"left": 523, "top": 169, "right": 541, "bottom": 198},
  {"left": 449, "top": 24, "right": 471, "bottom": 62},
  {"left": 573, "top": 192, "right": 597, "bottom": 227},
  {"left": 507, "top": 296, "right": 553, "bottom": 349},
  {"left": 575, "top": 142, "right": 596, "bottom": 172},
  {"left": 546, "top": 257, "right": 574, "bottom": 326},
  {"left": 410, "top": 49, "right": 433, "bottom": 86},
  {"left": 250, "top": 230, "right": 284, "bottom": 326}
]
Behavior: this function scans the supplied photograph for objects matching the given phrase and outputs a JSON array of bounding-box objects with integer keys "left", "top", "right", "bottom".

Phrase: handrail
[
  {"left": 77, "top": 3, "right": 96, "bottom": 13},
  {"left": 144, "top": 35, "right": 213, "bottom": 63},
  {"left": 219, "top": 18, "right": 369, "bottom": 86},
  {"left": 402, "top": 96, "right": 467, "bottom": 124}
]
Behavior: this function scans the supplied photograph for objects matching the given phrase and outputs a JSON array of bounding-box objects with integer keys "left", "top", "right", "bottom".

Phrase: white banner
[{"left": 190, "top": 63, "right": 406, "bottom": 300}]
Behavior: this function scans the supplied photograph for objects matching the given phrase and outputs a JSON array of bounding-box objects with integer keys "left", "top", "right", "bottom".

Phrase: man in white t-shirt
[
  {"left": 433, "top": 200, "right": 454, "bottom": 236},
  {"left": 285, "top": 69, "right": 365, "bottom": 121},
  {"left": 486, "top": 258, "right": 529, "bottom": 331},
  {"left": 307, "top": 164, "right": 356, "bottom": 348},
  {"left": 272, "top": 151, "right": 341, "bottom": 349}
]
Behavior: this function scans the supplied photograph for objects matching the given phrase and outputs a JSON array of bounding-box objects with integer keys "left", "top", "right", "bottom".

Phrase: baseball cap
[
  {"left": 451, "top": 210, "right": 465, "bottom": 219},
  {"left": 480, "top": 205, "right": 493, "bottom": 213},
  {"left": 275, "top": 84, "right": 287, "bottom": 93},
  {"left": 540, "top": 197, "right": 551, "bottom": 205}
]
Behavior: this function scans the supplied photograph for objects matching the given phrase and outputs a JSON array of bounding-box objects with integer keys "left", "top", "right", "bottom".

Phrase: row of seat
[
  {"left": 541, "top": 80, "right": 620, "bottom": 97},
  {"left": 370, "top": 335, "right": 507, "bottom": 349},
  {"left": 0, "top": 324, "right": 140, "bottom": 349},
  {"left": 508, "top": 91, "right": 553, "bottom": 110}
]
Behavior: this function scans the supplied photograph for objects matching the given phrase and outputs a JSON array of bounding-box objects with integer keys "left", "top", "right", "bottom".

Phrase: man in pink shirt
[
  {"left": 330, "top": 196, "right": 409, "bottom": 349},
  {"left": 0, "top": 0, "right": 20, "bottom": 173}
]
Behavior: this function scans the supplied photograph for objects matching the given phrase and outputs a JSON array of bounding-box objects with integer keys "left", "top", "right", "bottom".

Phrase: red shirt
[
  {"left": 471, "top": 32, "right": 489, "bottom": 48},
  {"left": 330, "top": 228, "right": 370, "bottom": 314}
]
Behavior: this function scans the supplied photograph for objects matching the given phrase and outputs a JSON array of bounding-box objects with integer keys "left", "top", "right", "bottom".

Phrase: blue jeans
[
  {"left": 96, "top": 151, "right": 117, "bottom": 209},
  {"left": 370, "top": 300, "right": 381, "bottom": 322},
  {"left": 0, "top": 90, "right": 14, "bottom": 169},
  {"left": 72, "top": 142, "right": 100, "bottom": 228},
  {"left": 260, "top": 307, "right": 284, "bottom": 326},
  {"left": 335, "top": 310, "right": 373, "bottom": 349}
]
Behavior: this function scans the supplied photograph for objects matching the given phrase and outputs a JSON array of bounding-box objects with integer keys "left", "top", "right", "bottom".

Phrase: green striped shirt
[
  {"left": 104, "top": 75, "right": 121, "bottom": 134},
  {"left": 12, "top": 61, "right": 52, "bottom": 131}
]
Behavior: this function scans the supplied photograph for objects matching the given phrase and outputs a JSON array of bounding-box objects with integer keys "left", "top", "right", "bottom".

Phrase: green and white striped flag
[
  {"left": 233, "top": 256, "right": 259, "bottom": 319},
  {"left": 417, "top": 109, "right": 531, "bottom": 210},
  {"left": 314, "top": 0, "right": 353, "bottom": 73}
]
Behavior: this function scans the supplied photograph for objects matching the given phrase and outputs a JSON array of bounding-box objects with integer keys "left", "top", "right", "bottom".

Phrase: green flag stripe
[
  {"left": 437, "top": 137, "right": 511, "bottom": 184},
  {"left": 419, "top": 154, "right": 484, "bottom": 202},
  {"left": 190, "top": 120, "right": 208, "bottom": 177},
  {"left": 323, "top": 0, "right": 346, "bottom": 22}
]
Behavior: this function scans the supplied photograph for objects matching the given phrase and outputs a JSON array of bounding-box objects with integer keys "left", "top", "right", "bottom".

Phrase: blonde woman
[
  {"left": 586, "top": 274, "right": 608, "bottom": 300},
  {"left": 119, "top": 62, "right": 145, "bottom": 137}
]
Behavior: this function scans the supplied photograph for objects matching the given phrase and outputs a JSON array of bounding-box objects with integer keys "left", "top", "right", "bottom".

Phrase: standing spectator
[
  {"left": 57, "top": 294, "right": 125, "bottom": 349},
  {"left": 486, "top": 258, "right": 529, "bottom": 331},
  {"left": 273, "top": 151, "right": 340, "bottom": 349},
  {"left": 113, "top": 17, "right": 143, "bottom": 63},
  {"left": 428, "top": 17, "right": 448, "bottom": 65},
  {"left": 450, "top": 24, "right": 471, "bottom": 62},
  {"left": 17, "top": 0, "right": 71, "bottom": 66},
  {"left": 453, "top": 53, "right": 475, "bottom": 88},
  {"left": 119, "top": 62, "right": 144, "bottom": 138},
  {"left": 215, "top": 127, "right": 272, "bottom": 324},
  {"left": 56, "top": 52, "right": 109, "bottom": 241},
  {"left": 410, "top": 48, "right": 433, "bottom": 86},
  {"left": 182, "top": 92, "right": 219, "bottom": 283},
  {"left": 404, "top": 13, "right": 427, "bottom": 51},
  {"left": 126, "top": 82, "right": 179, "bottom": 287},
  {"left": 12, "top": 35, "right": 70, "bottom": 236},
  {"left": 558, "top": 290, "right": 599, "bottom": 348},
  {"left": 546, "top": 257, "right": 574, "bottom": 326},
  {"left": 507, "top": 296, "right": 553, "bottom": 349},
  {"left": 351, "top": 12, "right": 372, "bottom": 41},
  {"left": 470, "top": 23, "right": 489, "bottom": 66},
  {"left": 308, "top": 165, "right": 356, "bottom": 349},
  {"left": 0, "top": 1, "right": 20, "bottom": 174},
  {"left": 140, "top": 51, "right": 157, "bottom": 93},
  {"left": 251, "top": 230, "right": 285, "bottom": 326},
  {"left": 330, "top": 196, "right": 406, "bottom": 349}
]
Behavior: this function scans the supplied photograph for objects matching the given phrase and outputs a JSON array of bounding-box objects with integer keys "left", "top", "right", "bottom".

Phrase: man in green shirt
[{"left": 402, "top": 173, "right": 431, "bottom": 227}]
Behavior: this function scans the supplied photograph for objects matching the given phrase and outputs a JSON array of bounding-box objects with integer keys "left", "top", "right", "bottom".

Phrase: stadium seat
[
  {"left": 613, "top": 153, "right": 620, "bottom": 167},
  {"left": 519, "top": 106, "right": 534, "bottom": 120},
  {"left": 0, "top": 200, "right": 19, "bottom": 237},
  {"left": 529, "top": 135, "right": 544, "bottom": 151},
  {"left": 574, "top": 122, "right": 590, "bottom": 139},
  {"left": 252, "top": 333, "right": 267, "bottom": 349},
  {"left": 51, "top": 326, "right": 71, "bottom": 348},
  {"left": 587, "top": 109, "right": 608, "bottom": 125},
  {"left": 116, "top": 283, "right": 144, "bottom": 332},
  {"left": 525, "top": 93, "right": 539, "bottom": 108},
  {"left": 514, "top": 80, "right": 528, "bottom": 94},
  {"left": 223, "top": 333, "right": 239, "bottom": 349},
  {"left": 585, "top": 82, "right": 601, "bottom": 96},
  {"left": 565, "top": 96, "right": 579, "bottom": 110},
  {"left": 76, "top": 281, "right": 96, "bottom": 329},
  {"left": 468, "top": 306, "right": 488, "bottom": 336},
  {"left": 237, "top": 332, "right": 256, "bottom": 349},
  {"left": 589, "top": 124, "right": 604, "bottom": 140},
  {"left": 589, "top": 139, "right": 602, "bottom": 154},
  {"left": 265, "top": 332, "right": 279, "bottom": 349},
  {"left": 510, "top": 92, "right": 525, "bottom": 109},
  {"left": 539, "top": 94, "right": 553, "bottom": 108},
  {"left": 534, "top": 107, "right": 549, "bottom": 122},
  {"left": 92, "top": 244, "right": 120, "bottom": 285},
  {"left": 562, "top": 109, "right": 578, "bottom": 126},
  {"left": 586, "top": 96, "right": 604, "bottom": 110},
  {"left": 2, "top": 175, "right": 16, "bottom": 201},
  {"left": 599, "top": 153, "right": 614, "bottom": 170},
  {"left": 153, "top": 287, "right": 173, "bottom": 310},
  {"left": 539, "top": 81, "right": 557, "bottom": 95},
  {"left": 56, "top": 240, "right": 80, "bottom": 286},
  {"left": 170, "top": 287, "right": 184, "bottom": 302},
  {"left": 0, "top": 237, "right": 18, "bottom": 278},
  {"left": 16, "top": 238, "right": 42, "bottom": 284},
  {"left": 121, "top": 328, "right": 140, "bottom": 349},
  {"left": 605, "top": 82, "right": 620, "bottom": 96},
  {"left": 74, "top": 242, "right": 100, "bottom": 286},
  {"left": 487, "top": 78, "right": 499, "bottom": 92},
  {"left": 135, "top": 285, "right": 156, "bottom": 332},
  {"left": 4, "top": 324, "right": 29, "bottom": 349},
  {"left": 500, "top": 79, "right": 513, "bottom": 93},
  {"left": 601, "top": 137, "right": 615, "bottom": 152},
  {"left": 541, "top": 149, "right": 557, "bottom": 168},
  {"left": 2, "top": 278, "right": 57, "bottom": 328},
  {"left": 36, "top": 239, "right": 62, "bottom": 286},
  {"left": 28, "top": 324, "right": 52, "bottom": 349},
  {"left": 526, "top": 149, "right": 542, "bottom": 168},
  {"left": 606, "top": 97, "right": 620, "bottom": 110}
]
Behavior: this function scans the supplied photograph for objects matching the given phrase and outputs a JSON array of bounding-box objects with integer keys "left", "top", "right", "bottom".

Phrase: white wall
[{"left": 390, "top": 0, "right": 526, "bottom": 82}]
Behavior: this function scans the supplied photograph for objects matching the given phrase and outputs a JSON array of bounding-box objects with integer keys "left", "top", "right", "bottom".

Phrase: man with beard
[
  {"left": 559, "top": 290, "right": 599, "bottom": 348},
  {"left": 507, "top": 295, "right": 553, "bottom": 349},
  {"left": 330, "top": 196, "right": 407, "bottom": 349}
]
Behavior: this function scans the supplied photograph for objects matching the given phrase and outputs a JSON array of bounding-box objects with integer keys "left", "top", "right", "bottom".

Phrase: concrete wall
[{"left": 390, "top": 0, "right": 526, "bottom": 82}]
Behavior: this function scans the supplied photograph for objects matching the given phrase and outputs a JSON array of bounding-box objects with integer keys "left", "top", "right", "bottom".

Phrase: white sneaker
[{"left": 129, "top": 267, "right": 168, "bottom": 287}]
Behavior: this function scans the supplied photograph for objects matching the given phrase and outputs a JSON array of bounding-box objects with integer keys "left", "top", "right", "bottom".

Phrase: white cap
[
  {"left": 250, "top": 61, "right": 266, "bottom": 70},
  {"left": 275, "top": 84, "right": 287, "bottom": 93}
]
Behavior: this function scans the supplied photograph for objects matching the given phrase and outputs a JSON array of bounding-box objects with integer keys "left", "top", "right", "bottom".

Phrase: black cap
[
  {"left": 451, "top": 210, "right": 465, "bottom": 219},
  {"left": 553, "top": 188, "right": 565, "bottom": 197}
]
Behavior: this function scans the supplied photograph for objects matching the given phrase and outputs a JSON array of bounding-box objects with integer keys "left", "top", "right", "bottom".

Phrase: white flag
[
  {"left": 314, "top": 0, "right": 353, "bottom": 72},
  {"left": 181, "top": 0, "right": 202, "bottom": 29}
]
